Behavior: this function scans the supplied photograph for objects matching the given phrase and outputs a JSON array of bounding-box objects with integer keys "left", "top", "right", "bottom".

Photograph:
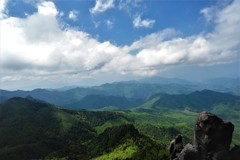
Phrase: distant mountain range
[
  {"left": 64, "top": 94, "right": 141, "bottom": 109},
  {"left": 0, "top": 77, "right": 239, "bottom": 110},
  {"left": 139, "top": 77, "right": 196, "bottom": 85},
  {"left": 136, "top": 90, "right": 240, "bottom": 112}
]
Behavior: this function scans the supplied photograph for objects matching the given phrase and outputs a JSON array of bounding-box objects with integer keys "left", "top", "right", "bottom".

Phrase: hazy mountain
[
  {"left": 0, "top": 87, "right": 104, "bottom": 106},
  {"left": 64, "top": 94, "right": 141, "bottom": 110},
  {"left": 1, "top": 77, "right": 239, "bottom": 110},
  {"left": 0, "top": 82, "right": 197, "bottom": 109},
  {"left": 136, "top": 90, "right": 240, "bottom": 111},
  {"left": 53, "top": 85, "right": 80, "bottom": 91},
  {"left": 139, "top": 76, "right": 197, "bottom": 85},
  {"left": 203, "top": 77, "right": 240, "bottom": 85},
  {"left": 0, "top": 89, "right": 61, "bottom": 104},
  {"left": 139, "top": 77, "right": 240, "bottom": 94},
  {"left": 202, "top": 77, "right": 240, "bottom": 93}
]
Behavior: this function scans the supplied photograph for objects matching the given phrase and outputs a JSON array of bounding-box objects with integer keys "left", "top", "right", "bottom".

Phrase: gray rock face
[
  {"left": 195, "top": 112, "right": 234, "bottom": 160},
  {"left": 169, "top": 134, "right": 184, "bottom": 160},
  {"left": 172, "top": 112, "right": 236, "bottom": 160},
  {"left": 178, "top": 143, "right": 199, "bottom": 160}
]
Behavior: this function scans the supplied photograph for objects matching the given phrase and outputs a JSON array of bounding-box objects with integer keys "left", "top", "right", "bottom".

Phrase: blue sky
[
  {"left": 5, "top": 0, "right": 216, "bottom": 45},
  {"left": 0, "top": 0, "right": 239, "bottom": 90}
]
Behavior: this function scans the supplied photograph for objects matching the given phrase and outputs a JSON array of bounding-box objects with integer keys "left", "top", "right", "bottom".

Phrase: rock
[
  {"left": 169, "top": 134, "right": 184, "bottom": 160},
  {"left": 230, "top": 145, "right": 240, "bottom": 160},
  {"left": 195, "top": 112, "right": 234, "bottom": 160},
  {"left": 178, "top": 143, "right": 199, "bottom": 160},
  {"left": 172, "top": 112, "right": 236, "bottom": 160}
]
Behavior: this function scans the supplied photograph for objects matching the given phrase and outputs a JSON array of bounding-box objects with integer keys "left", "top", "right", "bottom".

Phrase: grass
[{"left": 92, "top": 140, "right": 138, "bottom": 160}]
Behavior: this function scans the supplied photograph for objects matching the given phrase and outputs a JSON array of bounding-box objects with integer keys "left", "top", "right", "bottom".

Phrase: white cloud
[
  {"left": 131, "top": 0, "right": 240, "bottom": 68},
  {"left": 106, "top": 20, "right": 113, "bottom": 29},
  {"left": 68, "top": 10, "right": 78, "bottom": 21},
  {"left": 118, "top": 0, "right": 141, "bottom": 11},
  {"left": 0, "top": 0, "right": 9, "bottom": 18},
  {"left": 201, "top": 7, "right": 217, "bottom": 22},
  {"left": 90, "top": 0, "right": 115, "bottom": 15},
  {"left": 125, "top": 29, "right": 180, "bottom": 51},
  {"left": 0, "top": 0, "right": 7, "bottom": 13},
  {"left": 133, "top": 15, "right": 155, "bottom": 28},
  {"left": 118, "top": 0, "right": 142, "bottom": 20},
  {"left": 0, "top": 0, "right": 240, "bottom": 89},
  {"left": 37, "top": 1, "right": 58, "bottom": 16},
  {"left": 200, "top": 0, "right": 233, "bottom": 23},
  {"left": 0, "top": 1, "right": 124, "bottom": 84}
]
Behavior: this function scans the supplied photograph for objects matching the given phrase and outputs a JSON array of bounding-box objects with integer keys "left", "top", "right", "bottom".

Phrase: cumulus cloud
[
  {"left": 0, "top": 0, "right": 9, "bottom": 18},
  {"left": 0, "top": 0, "right": 240, "bottom": 88},
  {"left": 37, "top": 1, "right": 58, "bottom": 16},
  {"left": 90, "top": 0, "right": 115, "bottom": 14},
  {"left": 68, "top": 10, "right": 78, "bottom": 21},
  {"left": 1, "top": 1, "right": 125, "bottom": 84},
  {"left": 133, "top": 15, "right": 155, "bottom": 28}
]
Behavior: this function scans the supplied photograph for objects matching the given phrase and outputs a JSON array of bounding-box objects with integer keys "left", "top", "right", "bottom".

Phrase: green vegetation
[
  {"left": 0, "top": 88, "right": 239, "bottom": 159},
  {"left": 211, "top": 102, "right": 240, "bottom": 145},
  {"left": 90, "top": 124, "right": 168, "bottom": 160},
  {"left": 0, "top": 98, "right": 168, "bottom": 160},
  {"left": 93, "top": 143, "right": 138, "bottom": 160}
]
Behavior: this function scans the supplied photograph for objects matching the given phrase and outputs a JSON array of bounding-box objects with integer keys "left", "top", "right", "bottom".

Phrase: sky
[{"left": 0, "top": 0, "right": 239, "bottom": 90}]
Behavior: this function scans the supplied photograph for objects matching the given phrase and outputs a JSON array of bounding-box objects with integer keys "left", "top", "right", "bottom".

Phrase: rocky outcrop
[
  {"left": 169, "top": 134, "right": 183, "bottom": 160},
  {"left": 170, "top": 112, "right": 238, "bottom": 160},
  {"left": 230, "top": 145, "right": 240, "bottom": 160}
]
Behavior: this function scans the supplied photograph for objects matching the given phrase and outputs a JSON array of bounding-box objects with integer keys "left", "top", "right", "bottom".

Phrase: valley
[{"left": 0, "top": 78, "right": 239, "bottom": 159}]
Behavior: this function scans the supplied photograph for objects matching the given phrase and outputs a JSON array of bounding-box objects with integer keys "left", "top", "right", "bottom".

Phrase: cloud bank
[{"left": 0, "top": 0, "right": 240, "bottom": 88}]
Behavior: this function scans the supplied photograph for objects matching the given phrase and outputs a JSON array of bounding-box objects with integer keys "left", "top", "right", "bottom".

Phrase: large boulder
[
  {"left": 178, "top": 143, "right": 199, "bottom": 160},
  {"left": 195, "top": 112, "right": 234, "bottom": 160},
  {"left": 175, "top": 112, "right": 235, "bottom": 160}
]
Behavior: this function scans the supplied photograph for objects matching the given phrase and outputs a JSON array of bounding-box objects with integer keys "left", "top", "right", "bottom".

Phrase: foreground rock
[
  {"left": 169, "top": 134, "right": 183, "bottom": 159},
  {"left": 171, "top": 112, "right": 239, "bottom": 160}
]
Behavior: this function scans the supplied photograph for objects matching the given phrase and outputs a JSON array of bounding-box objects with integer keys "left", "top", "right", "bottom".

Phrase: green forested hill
[
  {"left": 90, "top": 124, "right": 167, "bottom": 160},
  {"left": 129, "top": 90, "right": 240, "bottom": 145},
  {"left": 0, "top": 97, "right": 168, "bottom": 160},
  {"left": 137, "top": 89, "right": 239, "bottom": 111},
  {"left": 0, "top": 97, "right": 77, "bottom": 160},
  {"left": 0, "top": 92, "right": 239, "bottom": 160}
]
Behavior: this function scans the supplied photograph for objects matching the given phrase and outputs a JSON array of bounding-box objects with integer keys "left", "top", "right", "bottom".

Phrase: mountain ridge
[
  {"left": 0, "top": 77, "right": 239, "bottom": 110},
  {"left": 135, "top": 89, "right": 240, "bottom": 111},
  {"left": 0, "top": 97, "right": 167, "bottom": 160}
]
